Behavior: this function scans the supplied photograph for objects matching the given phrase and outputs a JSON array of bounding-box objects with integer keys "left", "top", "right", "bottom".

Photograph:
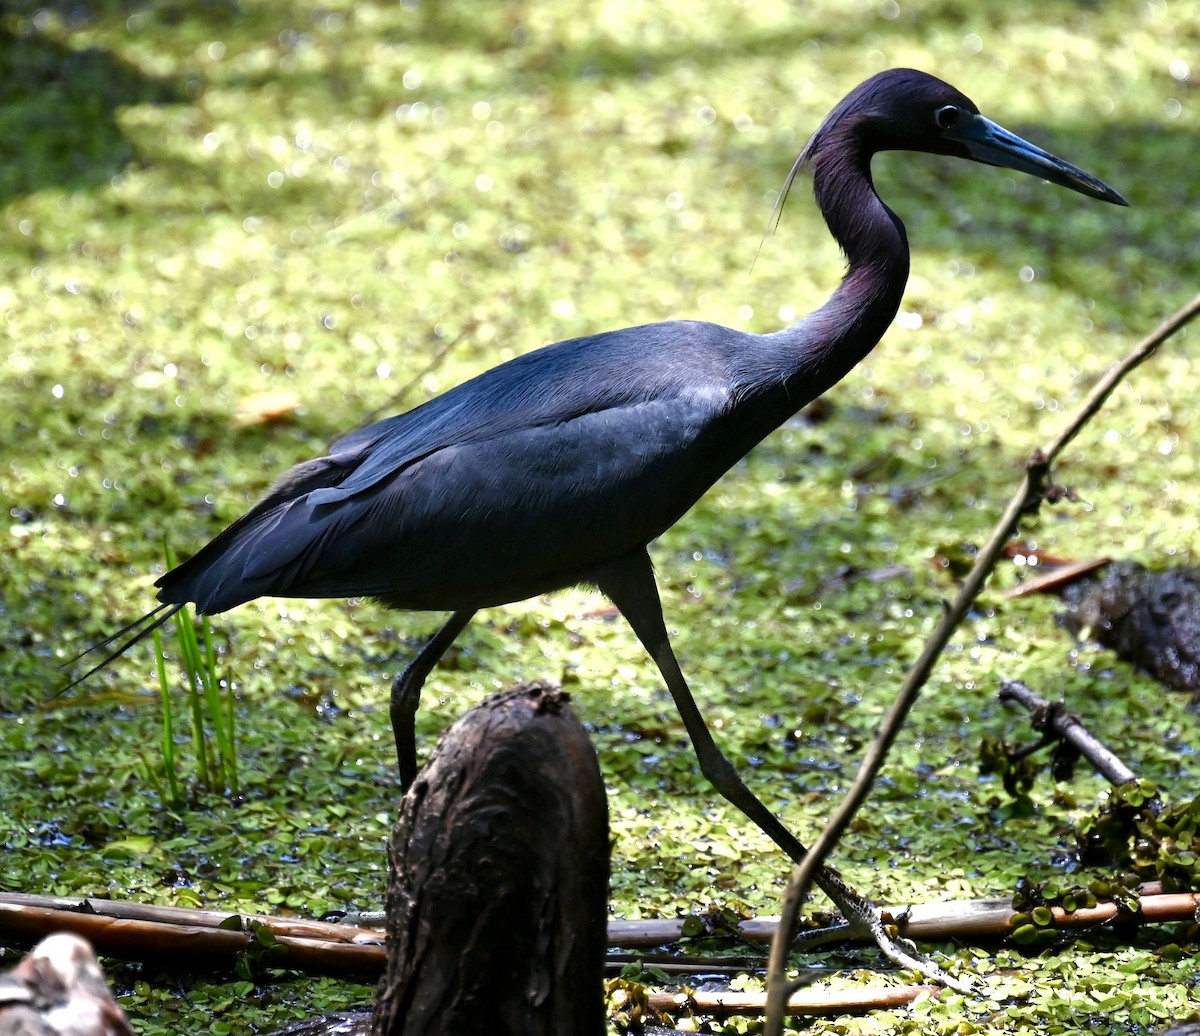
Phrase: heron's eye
[{"left": 934, "top": 105, "right": 961, "bottom": 131}]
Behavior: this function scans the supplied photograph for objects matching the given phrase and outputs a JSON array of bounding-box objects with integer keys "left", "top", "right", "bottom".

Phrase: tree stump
[{"left": 370, "top": 680, "right": 609, "bottom": 1036}]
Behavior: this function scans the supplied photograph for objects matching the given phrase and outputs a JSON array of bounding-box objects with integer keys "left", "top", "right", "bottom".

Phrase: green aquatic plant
[{"left": 147, "top": 544, "right": 238, "bottom": 802}]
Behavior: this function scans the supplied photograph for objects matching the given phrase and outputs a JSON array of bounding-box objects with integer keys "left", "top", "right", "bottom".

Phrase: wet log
[{"left": 370, "top": 680, "right": 609, "bottom": 1036}]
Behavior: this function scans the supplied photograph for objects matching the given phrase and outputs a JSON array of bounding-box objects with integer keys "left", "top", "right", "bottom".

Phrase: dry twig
[
  {"left": 998, "top": 679, "right": 1139, "bottom": 786},
  {"left": 3, "top": 885, "right": 1199, "bottom": 980}
]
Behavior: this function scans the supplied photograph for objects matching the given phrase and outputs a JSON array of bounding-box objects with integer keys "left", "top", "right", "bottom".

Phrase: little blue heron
[{"left": 71, "top": 69, "right": 1125, "bottom": 962}]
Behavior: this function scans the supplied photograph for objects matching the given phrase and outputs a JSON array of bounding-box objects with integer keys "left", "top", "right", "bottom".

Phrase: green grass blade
[
  {"left": 152, "top": 625, "right": 181, "bottom": 806},
  {"left": 174, "top": 603, "right": 213, "bottom": 788},
  {"left": 199, "top": 615, "right": 237, "bottom": 795}
]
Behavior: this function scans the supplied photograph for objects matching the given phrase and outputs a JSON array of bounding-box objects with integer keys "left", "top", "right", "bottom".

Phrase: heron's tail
[{"left": 59, "top": 602, "right": 185, "bottom": 694}]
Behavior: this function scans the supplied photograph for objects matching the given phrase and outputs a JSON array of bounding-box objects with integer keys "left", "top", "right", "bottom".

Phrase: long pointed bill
[{"left": 947, "top": 113, "right": 1129, "bottom": 206}]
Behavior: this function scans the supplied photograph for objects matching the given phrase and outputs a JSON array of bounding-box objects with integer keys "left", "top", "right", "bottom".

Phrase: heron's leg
[
  {"left": 391, "top": 609, "right": 475, "bottom": 787},
  {"left": 597, "top": 555, "right": 973, "bottom": 989},
  {"left": 592, "top": 552, "right": 890, "bottom": 938}
]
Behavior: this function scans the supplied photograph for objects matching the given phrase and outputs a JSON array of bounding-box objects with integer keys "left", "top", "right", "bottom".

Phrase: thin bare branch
[{"left": 764, "top": 291, "right": 1200, "bottom": 1036}]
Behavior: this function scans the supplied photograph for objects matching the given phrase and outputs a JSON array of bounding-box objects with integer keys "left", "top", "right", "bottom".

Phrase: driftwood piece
[
  {"left": 0, "top": 933, "right": 132, "bottom": 1036},
  {"left": 370, "top": 681, "right": 609, "bottom": 1036}
]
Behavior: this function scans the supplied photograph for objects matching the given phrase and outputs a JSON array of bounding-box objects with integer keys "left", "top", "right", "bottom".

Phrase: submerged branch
[{"left": 648, "top": 983, "right": 942, "bottom": 1019}]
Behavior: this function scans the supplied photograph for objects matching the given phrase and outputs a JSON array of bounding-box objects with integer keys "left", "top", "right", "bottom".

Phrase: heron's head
[{"left": 808, "top": 67, "right": 1127, "bottom": 205}]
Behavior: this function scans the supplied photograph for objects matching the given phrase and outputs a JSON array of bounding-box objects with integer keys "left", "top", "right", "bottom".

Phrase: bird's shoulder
[{"left": 323, "top": 319, "right": 743, "bottom": 486}]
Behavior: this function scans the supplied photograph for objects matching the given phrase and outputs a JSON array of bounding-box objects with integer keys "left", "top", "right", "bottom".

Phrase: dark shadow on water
[{"left": 0, "top": 13, "right": 186, "bottom": 205}]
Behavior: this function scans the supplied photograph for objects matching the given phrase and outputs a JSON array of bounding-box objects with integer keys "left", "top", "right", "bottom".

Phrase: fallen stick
[
  {"left": 603, "top": 897, "right": 1017, "bottom": 947},
  {"left": 999, "top": 679, "right": 1139, "bottom": 786},
  {"left": 1002, "top": 554, "right": 1111, "bottom": 598},
  {"left": 2, "top": 885, "right": 1196, "bottom": 979},
  {"left": 0, "top": 900, "right": 386, "bottom": 977},
  {"left": 0, "top": 895, "right": 375, "bottom": 944}
]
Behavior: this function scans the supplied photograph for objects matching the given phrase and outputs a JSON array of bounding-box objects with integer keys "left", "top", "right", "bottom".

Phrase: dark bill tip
[{"left": 948, "top": 113, "right": 1129, "bottom": 207}]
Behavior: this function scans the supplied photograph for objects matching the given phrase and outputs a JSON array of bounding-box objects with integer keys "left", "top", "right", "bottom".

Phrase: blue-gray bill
[{"left": 947, "top": 112, "right": 1129, "bottom": 206}]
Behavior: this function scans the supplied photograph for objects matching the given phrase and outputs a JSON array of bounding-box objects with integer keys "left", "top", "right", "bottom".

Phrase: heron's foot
[
  {"left": 850, "top": 910, "right": 979, "bottom": 993},
  {"left": 790, "top": 912, "right": 974, "bottom": 992},
  {"left": 868, "top": 922, "right": 977, "bottom": 994},
  {"left": 790, "top": 917, "right": 853, "bottom": 950},
  {"left": 818, "top": 874, "right": 978, "bottom": 993}
]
